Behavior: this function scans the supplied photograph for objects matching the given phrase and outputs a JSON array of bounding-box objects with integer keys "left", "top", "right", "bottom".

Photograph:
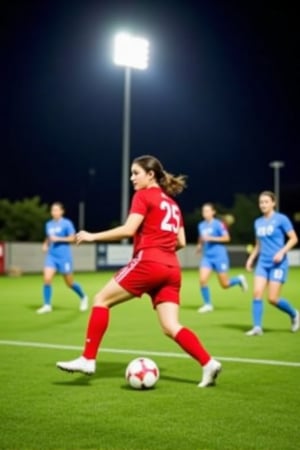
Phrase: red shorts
[{"left": 114, "top": 255, "right": 181, "bottom": 308}]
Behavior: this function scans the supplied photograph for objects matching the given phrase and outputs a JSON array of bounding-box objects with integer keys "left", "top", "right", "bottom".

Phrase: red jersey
[{"left": 129, "top": 187, "right": 183, "bottom": 266}]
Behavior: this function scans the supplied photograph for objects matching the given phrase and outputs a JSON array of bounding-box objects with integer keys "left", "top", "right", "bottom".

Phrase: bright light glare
[{"left": 113, "top": 33, "right": 149, "bottom": 70}]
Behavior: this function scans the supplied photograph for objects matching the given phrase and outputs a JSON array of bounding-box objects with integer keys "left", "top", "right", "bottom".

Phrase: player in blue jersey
[
  {"left": 36, "top": 202, "right": 88, "bottom": 314},
  {"left": 245, "top": 191, "right": 299, "bottom": 335},
  {"left": 197, "top": 203, "right": 248, "bottom": 313}
]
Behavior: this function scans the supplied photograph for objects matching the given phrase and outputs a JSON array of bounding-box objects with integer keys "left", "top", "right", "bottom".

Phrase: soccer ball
[{"left": 125, "top": 357, "right": 160, "bottom": 390}]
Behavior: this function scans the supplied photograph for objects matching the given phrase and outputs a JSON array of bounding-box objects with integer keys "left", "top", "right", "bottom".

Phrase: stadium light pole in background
[
  {"left": 113, "top": 32, "right": 149, "bottom": 225},
  {"left": 269, "top": 160, "right": 285, "bottom": 210}
]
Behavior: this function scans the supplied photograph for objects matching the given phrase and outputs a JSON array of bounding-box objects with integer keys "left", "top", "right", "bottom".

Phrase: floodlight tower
[
  {"left": 113, "top": 32, "right": 149, "bottom": 224},
  {"left": 269, "top": 161, "right": 285, "bottom": 210}
]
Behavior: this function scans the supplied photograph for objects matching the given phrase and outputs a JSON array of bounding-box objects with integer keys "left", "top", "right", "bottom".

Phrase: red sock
[
  {"left": 83, "top": 306, "right": 110, "bottom": 359},
  {"left": 175, "top": 327, "right": 211, "bottom": 366}
]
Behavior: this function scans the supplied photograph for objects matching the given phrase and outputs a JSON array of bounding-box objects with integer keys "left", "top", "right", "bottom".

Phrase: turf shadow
[
  {"left": 20, "top": 309, "right": 80, "bottom": 332},
  {"left": 53, "top": 363, "right": 197, "bottom": 388},
  {"left": 53, "top": 360, "right": 127, "bottom": 386},
  {"left": 181, "top": 304, "right": 238, "bottom": 312},
  {"left": 159, "top": 374, "right": 197, "bottom": 385},
  {"left": 220, "top": 323, "right": 274, "bottom": 333},
  {"left": 27, "top": 304, "right": 77, "bottom": 312}
]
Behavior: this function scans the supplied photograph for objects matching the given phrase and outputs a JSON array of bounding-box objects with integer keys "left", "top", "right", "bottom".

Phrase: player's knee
[
  {"left": 220, "top": 280, "right": 229, "bottom": 289},
  {"left": 253, "top": 289, "right": 263, "bottom": 299},
  {"left": 200, "top": 279, "right": 207, "bottom": 286},
  {"left": 162, "top": 327, "right": 173, "bottom": 338},
  {"left": 268, "top": 297, "right": 277, "bottom": 305},
  {"left": 43, "top": 277, "right": 52, "bottom": 284},
  {"left": 161, "top": 322, "right": 181, "bottom": 338},
  {"left": 93, "top": 293, "right": 109, "bottom": 308}
]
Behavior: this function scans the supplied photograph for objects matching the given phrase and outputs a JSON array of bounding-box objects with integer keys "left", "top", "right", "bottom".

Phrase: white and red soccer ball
[{"left": 125, "top": 357, "right": 160, "bottom": 389}]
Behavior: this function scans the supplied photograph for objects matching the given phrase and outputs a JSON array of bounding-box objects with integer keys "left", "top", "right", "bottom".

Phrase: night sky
[{"left": 2, "top": 0, "right": 299, "bottom": 230}]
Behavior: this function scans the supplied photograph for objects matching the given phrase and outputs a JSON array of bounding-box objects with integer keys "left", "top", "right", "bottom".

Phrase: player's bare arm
[
  {"left": 195, "top": 236, "right": 202, "bottom": 254},
  {"left": 76, "top": 213, "right": 144, "bottom": 244},
  {"left": 273, "top": 229, "right": 298, "bottom": 263},
  {"left": 49, "top": 234, "right": 76, "bottom": 243},
  {"left": 176, "top": 227, "right": 186, "bottom": 250},
  {"left": 202, "top": 234, "right": 230, "bottom": 243},
  {"left": 42, "top": 238, "right": 49, "bottom": 252},
  {"left": 246, "top": 240, "right": 260, "bottom": 271}
]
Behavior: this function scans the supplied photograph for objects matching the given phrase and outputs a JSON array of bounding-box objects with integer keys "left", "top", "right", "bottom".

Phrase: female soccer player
[
  {"left": 37, "top": 202, "right": 88, "bottom": 314},
  {"left": 56, "top": 155, "right": 221, "bottom": 388},
  {"left": 197, "top": 203, "right": 248, "bottom": 313},
  {"left": 245, "top": 191, "right": 299, "bottom": 335}
]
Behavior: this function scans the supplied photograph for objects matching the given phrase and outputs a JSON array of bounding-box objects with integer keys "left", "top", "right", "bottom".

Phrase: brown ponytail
[
  {"left": 159, "top": 170, "right": 187, "bottom": 196},
  {"left": 132, "top": 155, "right": 187, "bottom": 197}
]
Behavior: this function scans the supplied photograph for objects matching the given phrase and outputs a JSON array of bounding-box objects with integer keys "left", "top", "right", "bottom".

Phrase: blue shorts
[
  {"left": 200, "top": 256, "right": 229, "bottom": 273},
  {"left": 44, "top": 255, "right": 73, "bottom": 274},
  {"left": 255, "top": 261, "right": 288, "bottom": 283}
]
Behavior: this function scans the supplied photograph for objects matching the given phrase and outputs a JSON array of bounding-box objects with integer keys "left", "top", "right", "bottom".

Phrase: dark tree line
[
  {"left": 0, "top": 197, "right": 49, "bottom": 241},
  {"left": 0, "top": 194, "right": 261, "bottom": 244},
  {"left": 184, "top": 193, "right": 260, "bottom": 245}
]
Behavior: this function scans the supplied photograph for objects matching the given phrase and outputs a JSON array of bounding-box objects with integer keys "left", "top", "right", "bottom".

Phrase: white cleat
[
  {"left": 198, "top": 359, "right": 222, "bottom": 388},
  {"left": 36, "top": 304, "right": 52, "bottom": 314},
  {"left": 56, "top": 356, "right": 96, "bottom": 375},
  {"left": 79, "top": 296, "right": 89, "bottom": 312},
  {"left": 238, "top": 274, "right": 248, "bottom": 292},
  {"left": 198, "top": 304, "right": 214, "bottom": 314},
  {"left": 291, "top": 310, "right": 300, "bottom": 332},
  {"left": 245, "top": 326, "right": 263, "bottom": 336}
]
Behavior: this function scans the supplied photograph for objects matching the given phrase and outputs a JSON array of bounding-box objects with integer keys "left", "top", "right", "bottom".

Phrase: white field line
[{"left": 0, "top": 339, "right": 300, "bottom": 368}]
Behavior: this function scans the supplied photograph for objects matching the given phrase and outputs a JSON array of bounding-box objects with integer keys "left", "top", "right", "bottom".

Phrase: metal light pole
[
  {"left": 113, "top": 32, "right": 149, "bottom": 224},
  {"left": 121, "top": 66, "right": 131, "bottom": 225},
  {"left": 269, "top": 161, "right": 285, "bottom": 210}
]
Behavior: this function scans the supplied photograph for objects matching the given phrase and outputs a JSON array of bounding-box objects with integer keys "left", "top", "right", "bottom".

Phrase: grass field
[{"left": 0, "top": 268, "right": 299, "bottom": 450}]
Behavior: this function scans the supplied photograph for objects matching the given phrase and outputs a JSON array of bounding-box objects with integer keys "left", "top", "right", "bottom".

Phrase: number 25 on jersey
[{"left": 160, "top": 200, "right": 180, "bottom": 233}]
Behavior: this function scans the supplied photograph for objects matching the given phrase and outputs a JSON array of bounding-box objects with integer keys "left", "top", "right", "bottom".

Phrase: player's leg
[
  {"left": 216, "top": 269, "right": 232, "bottom": 289},
  {"left": 62, "top": 269, "right": 89, "bottom": 312},
  {"left": 216, "top": 271, "right": 248, "bottom": 291},
  {"left": 37, "top": 261, "right": 56, "bottom": 314},
  {"left": 198, "top": 260, "right": 213, "bottom": 313},
  {"left": 156, "top": 302, "right": 221, "bottom": 387},
  {"left": 215, "top": 258, "right": 248, "bottom": 292},
  {"left": 245, "top": 273, "right": 267, "bottom": 336},
  {"left": 56, "top": 277, "right": 133, "bottom": 374},
  {"left": 267, "top": 268, "right": 299, "bottom": 332}
]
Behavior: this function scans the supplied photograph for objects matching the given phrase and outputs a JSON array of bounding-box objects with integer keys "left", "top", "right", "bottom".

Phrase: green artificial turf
[{"left": 0, "top": 269, "right": 299, "bottom": 450}]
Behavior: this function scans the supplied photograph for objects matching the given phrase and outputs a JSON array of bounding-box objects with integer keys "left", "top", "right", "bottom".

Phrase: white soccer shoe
[
  {"left": 198, "top": 359, "right": 222, "bottom": 388},
  {"left": 245, "top": 326, "right": 263, "bottom": 336},
  {"left": 79, "top": 296, "right": 89, "bottom": 312},
  {"left": 36, "top": 304, "right": 52, "bottom": 314},
  {"left": 238, "top": 274, "right": 248, "bottom": 292},
  {"left": 291, "top": 310, "right": 300, "bottom": 332},
  {"left": 56, "top": 356, "right": 96, "bottom": 375},
  {"left": 198, "top": 304, "right": 214, "bottom": 314}
]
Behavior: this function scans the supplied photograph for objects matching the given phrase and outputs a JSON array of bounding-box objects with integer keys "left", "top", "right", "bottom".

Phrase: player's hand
[
  {"left": 273, "top": 250, "right": 284, "bottom": 263},
  {"left": 42, "top": 243, "right": 48, "bottom": 252},
  {"left": 76, "top": 230, "right": 94, "bottom": 244},
  {"left": 201, "top": 236, "right": 211, "bottom": 242}
]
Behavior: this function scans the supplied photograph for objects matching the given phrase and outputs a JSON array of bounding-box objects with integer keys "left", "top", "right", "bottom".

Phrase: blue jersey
[
  {"left": 45, "top": 218, "right": 75, "bottom": 260},
  {"left": 198, "top": 219, "right": 228, "bottom": 259},
  {"left": 255, "top": 212, "right": 293, "bottom": 266}
]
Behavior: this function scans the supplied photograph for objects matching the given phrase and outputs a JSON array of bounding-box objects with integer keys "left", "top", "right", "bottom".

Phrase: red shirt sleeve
[{"left": 129, "top": 191, "right": 148, "bottom": 216}]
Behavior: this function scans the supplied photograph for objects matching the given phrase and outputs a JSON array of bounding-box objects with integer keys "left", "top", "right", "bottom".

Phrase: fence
[{"left": 1, "top": 242, "right": 300, "bottom": 274}]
